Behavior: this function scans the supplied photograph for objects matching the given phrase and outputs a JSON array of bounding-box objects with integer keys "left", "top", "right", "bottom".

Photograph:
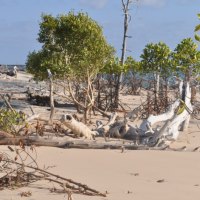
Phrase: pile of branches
[
  {"left": 0, "top": 145, "right": 106, "bottom": 198},
  {"left": 138, "top": 93, "right": 174, "bottom": 119}
]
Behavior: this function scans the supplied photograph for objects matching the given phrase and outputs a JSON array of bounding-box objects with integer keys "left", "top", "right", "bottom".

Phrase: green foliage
[
  {"left": 140, "top": 42, "right": 173, "bottom": 75},
  {"left": 195, "top": 13, "right": 200, "bottom": 42},
  {"left": 26, "top": 50, "right": 69, "bottom": 80},
  {"left": 195, "top": 34, "right": 200, "bottom": 42},
  {"left": 195, "top": 24, "right": 200, "bottom": 32},
  {"left": 101, "top": 57, "right": 122, "bottom": 74},
  {"left": 26, "top": 11, "right": 114, "bottom": 80},
  {"left": 102, "top": 56, "right": 138, "bottom": 74},
  {"left": 125, "top": 56, "right": 140, "bottom": 72},
  {"left": 173, "top": 38, "right": 200, "bottom": 74},
  {"left": 0, "top": 109, "right": 25, "bottom": 133},
  {"left": 176, "top": 100, "right": 186, "bottom": 115}
]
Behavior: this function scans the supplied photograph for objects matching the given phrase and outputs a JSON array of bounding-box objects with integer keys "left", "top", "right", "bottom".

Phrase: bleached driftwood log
[
  {"left": 163, "top": 82, "right": 193, "bottom": 139},
  {"left": 96, "top": 112, "right": 118, "bottom": 135},
  {"left": 61, "top": 112, "right": 133, "bottom": 139},
  {"left": 96, "top": 112, "right": 139, "bottom": 140},
  {"left": 61, "top": 114, "right": 98, "bottom": 140},
  {"left": 140, "top": 80, "right": 184, "bottom": 133},
  {"left": 0, "top": 133, "right": 168, "bottom": 150},
  {"left": 0, "top": 131, "right": 192, "bottom": 151},
  {"left": 139, "top": 82, "right": 193, "bottom": 143},
  {"left": 108, "top": 118, "right": 129, "bottom": 138},
  {"left": 139, "top": 100, "right": 180, "bottom": 133}
]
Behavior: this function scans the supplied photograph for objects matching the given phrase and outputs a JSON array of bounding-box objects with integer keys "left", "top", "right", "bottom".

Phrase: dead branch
[
  {"left": 0, "top": 94, "right": 15, "bottom": 113},
  {"left": 0, "top": 146, "right": 106, "bottom": 198}
]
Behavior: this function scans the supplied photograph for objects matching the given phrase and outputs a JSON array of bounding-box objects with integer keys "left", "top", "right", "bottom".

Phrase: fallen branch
[{"left": 0, "top": 146, "right": 106, "bottom": 198}]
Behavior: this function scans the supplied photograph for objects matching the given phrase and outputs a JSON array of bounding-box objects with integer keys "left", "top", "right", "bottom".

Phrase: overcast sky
[{"left": 0, "top": 0, "right": 199, "bottom": 64}]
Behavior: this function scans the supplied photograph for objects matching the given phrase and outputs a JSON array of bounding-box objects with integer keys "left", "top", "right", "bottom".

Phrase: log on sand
[{"left": 0, "top": 134, "right": 167, "bottom": 150}]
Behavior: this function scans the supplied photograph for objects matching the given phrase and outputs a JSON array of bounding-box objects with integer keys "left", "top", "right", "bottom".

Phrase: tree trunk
[
  {"left": 155, "top": 72, "right": 160, "bottom": 97},
  {"left": 114, "top": 0, "right": 132, "bottom": 108},
  {"left": 49, "top": 77, "right": 55, "bottom": 123},
  {"left": 47, "top": 69, "right": 55, "bottom": 124},
  {"left": 84, "top": 107, "right": 90, "bottom": 124}
]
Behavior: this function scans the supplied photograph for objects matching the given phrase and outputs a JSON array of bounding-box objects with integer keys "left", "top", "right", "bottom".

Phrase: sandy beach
[
  {"left": 1, "top": 147, "right": 200, "bottom": 200},
  {"left": 0, "top": 72, "right": 200, "bottom": 200}
]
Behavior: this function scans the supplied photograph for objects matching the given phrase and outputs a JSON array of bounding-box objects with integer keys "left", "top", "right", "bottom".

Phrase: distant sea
[{"left": 0, "top": 64, "right": 26, "bottom": 71}]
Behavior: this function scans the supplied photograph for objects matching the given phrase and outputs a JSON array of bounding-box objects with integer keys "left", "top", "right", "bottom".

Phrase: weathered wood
[
  {"left": 163, "top": 82, "right": 193, "bottom": 139},
  {"left": 95, "top": 112, "right": 120, "bottom": 137},
  {"left": 140, "top": 82, "right": 193, "bottom": 143},
  {"left": 92, "top": 105, "right": 111, "bottom": 118},
  {"left": 128, "top": 81, "right": 194, "bottom": 147},
  {"left": 140, "top": 99, "right": 180, "bottom": 133},
  {"left": 0, "top": 134, "right": 166, "bottom": 150},
  {"left": 61, "top": 114, "right": 98, "bottom": 139},
  {"left": 0, "top": 94, "right": 15, "bottom": 113},
  {"left": 25, "top": 114, "right": 40, "bottom": 122}
]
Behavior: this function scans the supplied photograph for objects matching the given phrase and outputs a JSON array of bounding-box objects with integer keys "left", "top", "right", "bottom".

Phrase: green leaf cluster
[
  {"left": 140, "top": 42, "right": 173, "bottom": 75},
  {"left": 195, "top": 13, "right": 200, "bottom": 41},
  {"left": 102, "top": 56, "right": 139, "bottom": 74},
  {"left": 26, "top": 50, "right": 69, "bottom": 81},
  {"left": 173, "top": 38, "right": 200, "bottom": 74},
  {"left": 0, "top": 109, "right": 25, "bottom": 133}
]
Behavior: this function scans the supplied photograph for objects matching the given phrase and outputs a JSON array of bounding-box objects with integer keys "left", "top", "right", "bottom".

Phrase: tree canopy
[
  {"left": 26, "top": 11, "right": 114, "bottom": 80},
  {"left": 140, "top": 42, "right": 173, "bottom": 75},
  {"left": 102, "top": 56, "right": 138, "bottom": 74},
  {"left": 173, "top": 38, "right": 200, "bottom": 77}
]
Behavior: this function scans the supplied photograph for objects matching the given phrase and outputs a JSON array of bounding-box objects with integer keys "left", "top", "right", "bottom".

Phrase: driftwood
[
  {"left": 0, "top": 79, "right": 194, "bottom": 149},
  {"left": 140, "top": 82, "right": 192, "bottom": 142},
  {"left": 61, "top": 114, "right": 98, "bottom": 139},
  {"left": 164, "top": 82, "right": 193, "bottom": 139},
  {"left": 96, "top": 112, "right": 118, "bottom": 135},
  {"left": 140, "top": 99, "right": 180, "bottom": 133},
  {"left": 94, "top": 82, "right": 193, "bottom": 146},
  {"left": 0, "top": 134, "right": 192, "bottom": 151},
  {"left": 0, "top": 94, "right": 15, "bottom": 112},
  {"left": 56, "top": 82, "right": 192, "bottom": 146},
  {"left": 0, "top": 146, "right": 106, "bottom": 198},
  {"left": 0, "top": 134, "right": 167, "bottom": 150}
]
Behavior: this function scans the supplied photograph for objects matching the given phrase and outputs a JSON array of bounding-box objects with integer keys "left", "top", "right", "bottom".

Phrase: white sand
[{"left": 1, "top": 147, "right": 200, "bottom": 200}]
